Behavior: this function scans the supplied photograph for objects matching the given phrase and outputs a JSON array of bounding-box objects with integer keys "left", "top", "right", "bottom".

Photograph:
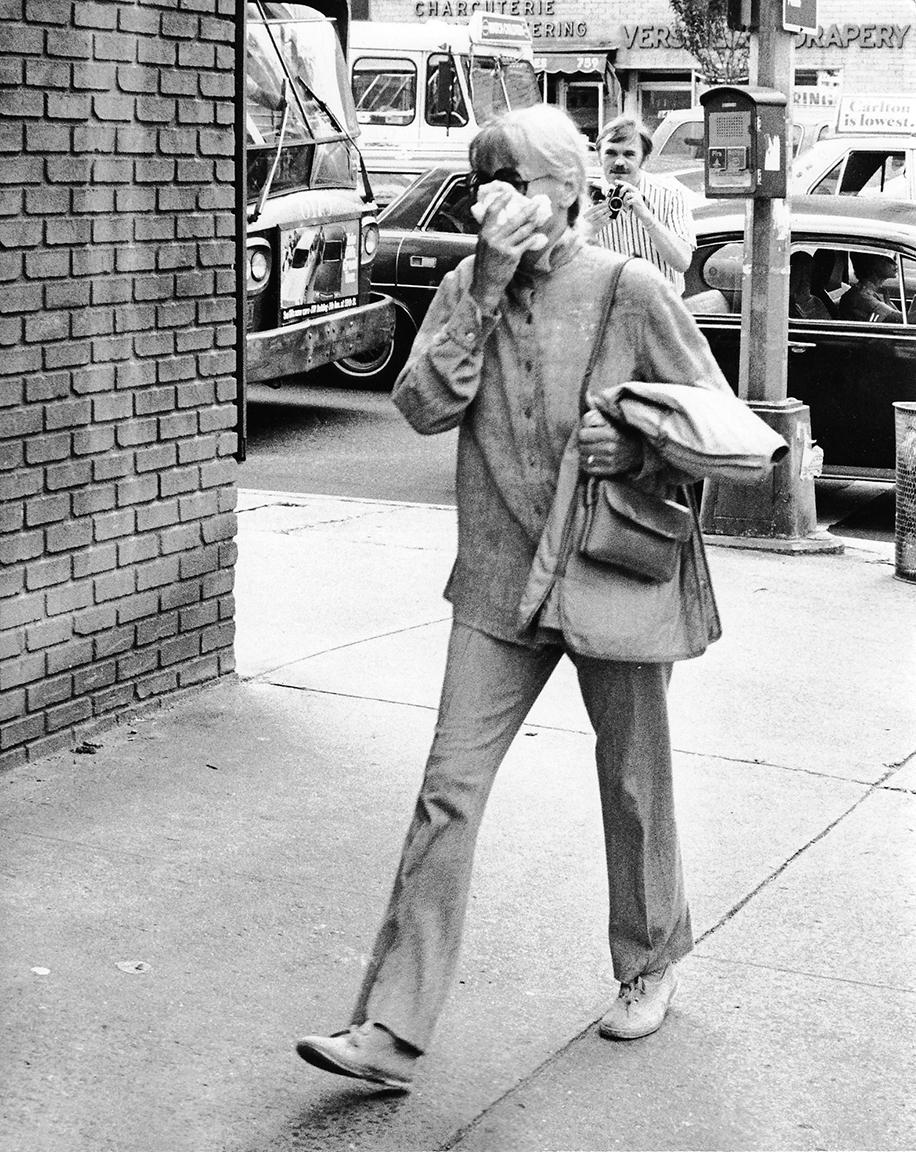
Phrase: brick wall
[{"left": 0, "top": 0, "right": 239, "bottom": 768}]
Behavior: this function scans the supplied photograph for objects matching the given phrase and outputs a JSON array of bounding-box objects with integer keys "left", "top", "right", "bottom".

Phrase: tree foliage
[{"left": 669, "top": 0, "right": 749, "bottom": 84}]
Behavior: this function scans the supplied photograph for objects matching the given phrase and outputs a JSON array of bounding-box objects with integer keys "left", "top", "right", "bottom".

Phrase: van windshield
[
  {"left": 463, "top": 56, "right": 540, "bottom": 122},
  {"left": 246, "top": 10, "right": 357, "bottom": 146},
  {"left": 246, "top": 4, "right": 360, "bottom": 197}
]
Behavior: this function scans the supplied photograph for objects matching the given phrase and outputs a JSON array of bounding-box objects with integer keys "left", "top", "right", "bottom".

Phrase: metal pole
[
  {"left": 700, "top": 1, "right": 840, "bottom": 552},
  {"left": 740, "top": 0, "right": 791, "bottom": 404}
]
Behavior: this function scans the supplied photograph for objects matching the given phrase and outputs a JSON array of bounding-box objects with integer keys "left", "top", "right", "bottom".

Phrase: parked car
[
  {"left": 645, "top": 106, "right": 834, "bottom": 203},
  {"left": 684, "top": 196, "right": 916, "bottom": 478},
  {"left": 789, "top": 134, "right": 916, "bottom": 200},
  {"left": 649, "top": 106, "right": 833, "bottom": 171},
  {"left": 337, "top": 164, "right": 916, "bottom": 478}
]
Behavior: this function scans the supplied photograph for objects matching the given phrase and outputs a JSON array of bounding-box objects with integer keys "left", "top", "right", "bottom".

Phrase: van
[{"left": 348, "top": 14, "right": 541, "bottom": 205}]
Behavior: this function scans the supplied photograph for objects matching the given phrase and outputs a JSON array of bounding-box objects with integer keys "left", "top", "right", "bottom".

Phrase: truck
[
  {"left": 244, "top": 1, "right": 394, "bottom": 389},
  {"left": 347, "top": 14, "right": 542, "bottom": 206}
]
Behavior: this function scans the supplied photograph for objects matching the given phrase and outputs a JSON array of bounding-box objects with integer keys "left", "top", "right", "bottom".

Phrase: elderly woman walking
[{"left": 296, "top": 104, "right": 733, "bottom": 1091}]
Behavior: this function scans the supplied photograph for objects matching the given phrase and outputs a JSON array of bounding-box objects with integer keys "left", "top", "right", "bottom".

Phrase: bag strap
[{"left": 579, "top": 256, "right": 631, "bottom": 416}]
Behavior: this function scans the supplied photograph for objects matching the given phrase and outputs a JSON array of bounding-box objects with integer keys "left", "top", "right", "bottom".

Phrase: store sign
[
  {"left": 413, "top": 2, "right": 588, "bottom": 37},
  {"left": 620, "top": 23, "right": 911, "bottom": 50},
  {"left": 414, "top": 1, "right": 559, "bottom": 17},
  {"left": 532, "top": 52, "right": 605, "bottom": 72},
  {"left": 795, "top": 23, "right": 910, "bottom": 48},
  {"left": 793, "top": 87, "right": 837, "bottom": 108}
]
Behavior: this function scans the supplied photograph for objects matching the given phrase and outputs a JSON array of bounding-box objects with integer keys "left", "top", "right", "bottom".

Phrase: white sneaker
[
  {"left": 295, "top": 1021, "right": 417, "bottom": 1090},
  {"left": 598, "top": 965, "right": 679, "bottom": 1040}
]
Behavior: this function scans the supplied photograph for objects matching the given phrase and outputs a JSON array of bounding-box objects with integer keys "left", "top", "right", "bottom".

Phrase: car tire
[{"left": 332, "top": 308, "right": 416, "bottom": 390}]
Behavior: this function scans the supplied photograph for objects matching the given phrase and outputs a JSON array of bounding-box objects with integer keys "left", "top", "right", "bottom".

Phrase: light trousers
[{"left": 351, "top": 622, "right": 693, "bottom": 1052}]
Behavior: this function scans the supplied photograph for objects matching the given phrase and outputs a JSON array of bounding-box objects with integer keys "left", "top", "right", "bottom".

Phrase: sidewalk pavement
[{"left": 1, "top": 488, "right": 914, "bottom": 1152}]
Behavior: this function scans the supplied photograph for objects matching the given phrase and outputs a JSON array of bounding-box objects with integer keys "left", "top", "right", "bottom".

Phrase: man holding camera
[{"left": 586, "top": 114, "right": 696, "bottom": 294}]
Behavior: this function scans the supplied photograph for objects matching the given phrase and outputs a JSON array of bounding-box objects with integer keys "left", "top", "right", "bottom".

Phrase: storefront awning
[{"left": 532, "top": 48, "right": 617, "bottom": 75}]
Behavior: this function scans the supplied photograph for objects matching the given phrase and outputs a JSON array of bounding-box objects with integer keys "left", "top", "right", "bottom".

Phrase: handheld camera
[{"left": 606, "top": 182, "right": 626, "bottom": 221}]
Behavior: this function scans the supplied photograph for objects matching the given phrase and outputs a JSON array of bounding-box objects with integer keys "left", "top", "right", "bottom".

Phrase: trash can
[{"left": 894, "top": 402, "right": 916, "bottom": 583}]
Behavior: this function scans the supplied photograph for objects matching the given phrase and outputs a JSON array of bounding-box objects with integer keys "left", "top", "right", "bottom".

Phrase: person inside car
[
  {"left": 838, "top": 252, "right": 904, "bottom": 323},
  {"left": 789, "top": 251, "right": 833, "bottom": 320}
]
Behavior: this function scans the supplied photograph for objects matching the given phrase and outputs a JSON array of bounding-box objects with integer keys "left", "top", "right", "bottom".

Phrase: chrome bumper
[{"left": 246, "top": 292, "right": 395, "bottom": 384}]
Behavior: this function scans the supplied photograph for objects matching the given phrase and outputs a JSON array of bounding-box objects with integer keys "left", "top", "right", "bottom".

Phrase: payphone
[{"left": 699, "top": 86, "right": 788, "bottom": 198}]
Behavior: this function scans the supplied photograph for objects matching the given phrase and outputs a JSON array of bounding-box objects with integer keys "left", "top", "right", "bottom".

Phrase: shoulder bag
[{"left": 577, "top": 265, "right": 693, "bottom": 584}]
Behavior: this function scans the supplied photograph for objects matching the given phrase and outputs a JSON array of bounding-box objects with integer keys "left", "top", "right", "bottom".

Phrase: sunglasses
[{"left": 468, "top": 168, "right": 533, "bottom": 199}]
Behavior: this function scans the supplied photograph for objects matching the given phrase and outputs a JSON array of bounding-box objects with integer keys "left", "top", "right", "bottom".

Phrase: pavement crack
[
  {"left": 696, "top": 759, "right": 905, "bottom": 949},
  {"left": 436, "top": 1019, "right": 599, "bottom": 1152},
  {"left": 244, "top": 616, "right": 451, "bottom": 683},
  {"left": 884, "top": 745, "right": 916, "bottom": 771},
  {"left": 690, "top": 952, "right": 916, "bottom": 995},
  {"left": 672, "top": 747, "right": 876, "bottom": 786}
]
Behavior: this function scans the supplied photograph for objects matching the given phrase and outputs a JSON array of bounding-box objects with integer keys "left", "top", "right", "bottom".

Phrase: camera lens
[{"left": 606, "top": 182, "right": 625, "bottom": 221}]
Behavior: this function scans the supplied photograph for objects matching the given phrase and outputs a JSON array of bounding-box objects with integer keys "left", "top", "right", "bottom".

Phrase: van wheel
[{"left": 332, "top": 309, "right": 416, "bottom": 390}]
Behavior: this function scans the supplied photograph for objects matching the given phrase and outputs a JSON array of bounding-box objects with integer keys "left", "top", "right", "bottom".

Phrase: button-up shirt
[
  {"left": 593, "top": 171, "right": 696, "bottom": 294},
  {"left": 392, "top": 229, "right": 728, "bottom": 645}
]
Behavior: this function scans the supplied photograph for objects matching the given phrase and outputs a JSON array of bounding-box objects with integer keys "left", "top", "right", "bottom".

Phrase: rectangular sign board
[
  {"left": 783, "top": 0, "right": 817, "bottom": 34},
  {"left": 836, "top": 95, "right": 916, "bottom": 135}
]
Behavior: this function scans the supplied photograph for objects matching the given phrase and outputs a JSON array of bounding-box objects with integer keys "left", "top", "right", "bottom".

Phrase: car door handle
[
  {"left": 410, "top": 255, "right": 437, "bottom": 269},
  {"left": 788, "top": 341, "right": 816, "bottom": 352}
]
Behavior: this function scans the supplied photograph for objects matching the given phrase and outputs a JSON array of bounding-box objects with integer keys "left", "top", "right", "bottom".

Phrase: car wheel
[{"left": 332, "top": 308, "right": 416, "bottom": 390}]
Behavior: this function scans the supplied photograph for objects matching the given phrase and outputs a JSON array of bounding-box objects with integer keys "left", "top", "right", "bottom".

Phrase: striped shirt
[{"left": 594, "top": 171, "right": 696, "bottom": 295}]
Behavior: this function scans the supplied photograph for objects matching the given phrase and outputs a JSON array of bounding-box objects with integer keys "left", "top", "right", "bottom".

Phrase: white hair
[{"left": 469, "top": 104, "right": 589, "bottom": 222}]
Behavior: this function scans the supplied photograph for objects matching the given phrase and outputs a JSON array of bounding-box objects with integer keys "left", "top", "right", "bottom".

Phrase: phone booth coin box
[{"left": 699, "top": 86, "right": 788, "bottom": 198}]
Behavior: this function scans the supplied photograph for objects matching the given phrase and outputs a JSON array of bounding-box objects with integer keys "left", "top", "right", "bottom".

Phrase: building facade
[
  {"left": 0, "top": 0, "right": 239, "bottom": 768},
  {"left": 369, "top": 0, "right": 916, "bottom": 139}
]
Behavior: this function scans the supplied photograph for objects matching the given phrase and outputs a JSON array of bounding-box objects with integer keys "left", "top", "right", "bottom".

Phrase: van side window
[
  {"left": 352, "top": 57, "right": 417, "bottom": 126},
  {"left": 425, "top": 54, "right": 468, "bottom": 128}
]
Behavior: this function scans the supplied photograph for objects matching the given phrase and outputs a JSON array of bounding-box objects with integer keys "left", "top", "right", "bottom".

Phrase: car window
[
  {"left": 904, "top": 256, "right": 916, "bottom": 321},
  {"left": 380, "top": 167, "right": 451, "bottom": 229},
  {"left": 807, "top": 246, "right": 910, "bottom": 325},
  {"left": 810, "top": 159, "right": 843, "bottom": 195},
  {"left": 685, "top": 237, "right": 915, "bottom": 325},
  {"left": 789, "top": 245, "right": 844, "bottom": 320},
  {"left": 857, "top": 152, "right": 907, "bottom": 197},
  {"left": 659, "top": 121, "right": 704, "bottom": 160},
  {"left": 425, "top": 54, "right": 468, "bottom": 128},
  {"left": 352, "top": 57, "right": 417, "bottom": 126},
  {"left": 426, "top": 175, "right": 477, "bottom": 235},
  {"left": 840, "top": 150, "right": 905, "bottom": 196}
]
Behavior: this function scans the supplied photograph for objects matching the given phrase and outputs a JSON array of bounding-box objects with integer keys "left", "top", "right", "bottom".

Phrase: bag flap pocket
[{"left": 601, "top": 482, "right": 693, "bottom": 541}]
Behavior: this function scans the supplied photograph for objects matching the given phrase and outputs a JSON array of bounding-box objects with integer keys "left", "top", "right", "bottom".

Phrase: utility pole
[{"left": 700, "top": 0, "right": 840, "bottom": 552}]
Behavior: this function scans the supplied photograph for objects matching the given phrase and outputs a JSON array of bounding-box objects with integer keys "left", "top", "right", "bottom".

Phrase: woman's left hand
[{"left": 578, "top": 408, "right": 643, "bottom": 475}]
